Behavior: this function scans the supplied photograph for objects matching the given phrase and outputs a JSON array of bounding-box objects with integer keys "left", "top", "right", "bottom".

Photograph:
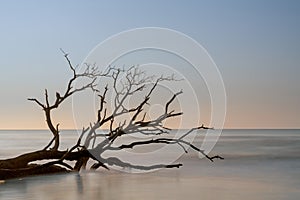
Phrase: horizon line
[{"left": 0, "top": 128, "right": 299, "bottom": 131}]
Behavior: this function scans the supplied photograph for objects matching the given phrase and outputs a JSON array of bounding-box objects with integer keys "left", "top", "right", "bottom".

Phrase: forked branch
[{"left": 2, "top": 54, "right": 224, "bottom": 180}]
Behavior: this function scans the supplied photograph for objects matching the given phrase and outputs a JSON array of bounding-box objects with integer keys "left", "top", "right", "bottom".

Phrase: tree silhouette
[{"left": 0, "top": 51, "right": 223, "bottom": 180}]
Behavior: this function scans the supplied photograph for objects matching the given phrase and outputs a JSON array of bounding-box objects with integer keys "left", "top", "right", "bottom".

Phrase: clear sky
[{"left": 0, "top": 0, "right": 299, "bottom": 129}]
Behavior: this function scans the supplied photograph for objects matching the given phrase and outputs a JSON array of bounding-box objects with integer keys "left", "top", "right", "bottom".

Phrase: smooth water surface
[{"left": 0, "top": 129, "right": 299, "bottom": 200}]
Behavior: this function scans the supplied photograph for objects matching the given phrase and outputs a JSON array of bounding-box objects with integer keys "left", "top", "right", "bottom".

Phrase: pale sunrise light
[
  {"left": 1, "top": 1, "right": 300, "bottom": 199},
  {"left": 1, "top": 1, "right": 299, "bottom": 130}
]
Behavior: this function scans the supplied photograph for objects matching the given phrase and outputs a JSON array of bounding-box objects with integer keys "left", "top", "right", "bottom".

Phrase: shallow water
[{"left": 0, "top": 129, "right": 300, "bottom": 200}]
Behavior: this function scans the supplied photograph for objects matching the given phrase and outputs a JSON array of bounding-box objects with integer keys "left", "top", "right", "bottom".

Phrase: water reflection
[{"left": 1, "top": 170, "right": 300, "bottom": 200}]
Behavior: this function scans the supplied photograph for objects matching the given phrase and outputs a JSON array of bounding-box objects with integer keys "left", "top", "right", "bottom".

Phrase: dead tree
[{"left": 0, "top": 52, "right": 223, "bottom": 180}]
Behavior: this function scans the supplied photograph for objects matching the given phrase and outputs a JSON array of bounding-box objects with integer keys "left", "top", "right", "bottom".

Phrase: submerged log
[
  {"left": 0, "top": 164, "right": 69, "bottom": 180},
  {"left": 0, "top": 150, "right": 91, "bottom": 180}
]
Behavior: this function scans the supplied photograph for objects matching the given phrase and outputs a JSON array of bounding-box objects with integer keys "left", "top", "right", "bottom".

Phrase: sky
[{"left": 0, "top": 0, "right": 299, "bottom": 129}]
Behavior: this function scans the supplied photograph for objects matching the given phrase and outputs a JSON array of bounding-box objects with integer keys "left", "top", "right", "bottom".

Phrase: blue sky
[{"left": 0, "top": 0, "right": 299, "bottom": 129}]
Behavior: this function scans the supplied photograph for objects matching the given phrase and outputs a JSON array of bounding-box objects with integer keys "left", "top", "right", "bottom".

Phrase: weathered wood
[
  {"left": 0, "top": 164, "right": 69, "bottom": 180},
  {"left": 1, "top": 56, "right": 223, "bottom": 180}
]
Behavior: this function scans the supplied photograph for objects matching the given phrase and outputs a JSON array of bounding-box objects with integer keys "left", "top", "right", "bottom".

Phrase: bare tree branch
[
  {"left": 1, "top": 55, "right": 223, "bottom": 180},
  {"left": 27, "top": 98, "right": 45, "bottom": 109},
  {"left": 97, "top": 156, "right": 183, "bottom": 170},
  {"left": 28, "top": 51, "right": 110, "bottom": 150}
]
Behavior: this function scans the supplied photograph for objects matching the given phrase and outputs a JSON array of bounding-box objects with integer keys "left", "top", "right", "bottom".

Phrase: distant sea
[{"left": 0, "top": 129, "right": 299, "bottom": 200}]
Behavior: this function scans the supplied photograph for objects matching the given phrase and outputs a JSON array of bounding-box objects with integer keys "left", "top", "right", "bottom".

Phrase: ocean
[{"left": 0, "top": 129, "right": 299, "bottom": 200}]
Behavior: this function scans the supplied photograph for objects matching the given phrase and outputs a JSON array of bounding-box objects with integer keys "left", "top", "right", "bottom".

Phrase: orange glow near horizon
[
  {"left": 0, "top": 1, "right": 300, "bottom": 131},
  {"left": 1, "top": 106, "right": 299, "bottom": 130}
]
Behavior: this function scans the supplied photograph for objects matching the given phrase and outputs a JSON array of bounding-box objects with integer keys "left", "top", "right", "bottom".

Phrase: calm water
[{"left": 0, "top": 129, "right": 300, "bottom": 200}]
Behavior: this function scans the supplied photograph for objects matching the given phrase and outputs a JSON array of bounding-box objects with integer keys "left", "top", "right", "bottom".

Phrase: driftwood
[{"left": 0, "top": 51, "right": 223, "bottom": 180}]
